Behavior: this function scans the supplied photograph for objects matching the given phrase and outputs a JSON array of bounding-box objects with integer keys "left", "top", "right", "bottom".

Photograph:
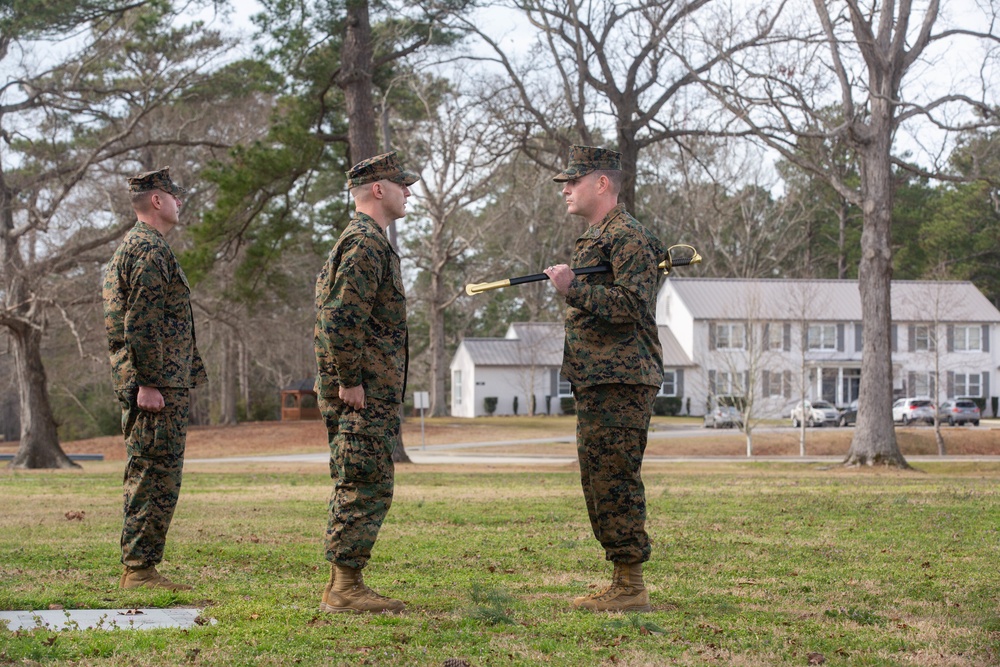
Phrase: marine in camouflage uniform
[
  {"left": 544, "top": 146, "right": 665, "bottom": 612},
  {"left": 103, "top": 167, "right": 206, "bottom": 591},
  {"left": 314, "top": 151, "right": 417, "bottom": 614}
]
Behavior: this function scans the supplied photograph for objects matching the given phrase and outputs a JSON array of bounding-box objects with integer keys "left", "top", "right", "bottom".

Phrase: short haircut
[
  {"left": 129, "top": 190, "right": 155, "bottom": 212},
  {"left": 595, "top": 169, "right": 623, "bottom": 195},
  {"left": 350, "top": 182, "right": 377, "bottom": 203}
]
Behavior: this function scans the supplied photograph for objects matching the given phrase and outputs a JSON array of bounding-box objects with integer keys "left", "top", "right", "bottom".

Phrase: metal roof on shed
[
  {"left": 666, "top": 278, "right": 1000, "bottom": 323},
  {"left": 461, "top": 322, "right": 564, "bottom": 366},
  {"left": 658, "top": 326, "right": 693, "bottom": 367},
  {"left": 459, "top": 321, "right": 692, "bottom": 368}
]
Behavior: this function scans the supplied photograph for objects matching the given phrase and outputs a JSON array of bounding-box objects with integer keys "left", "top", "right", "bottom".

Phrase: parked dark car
[
  {"left": 838, "top": 399, "right": 858, "bottom": 427},
  {"left": 937, "top": 399, "right": 981, "bottom": 426}
]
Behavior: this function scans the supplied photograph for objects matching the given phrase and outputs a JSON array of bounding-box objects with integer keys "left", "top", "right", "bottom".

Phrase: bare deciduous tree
[
  {"left": 400, "top": 83, "right": 516, "bottom": 416},
  {"left": 640, "top": 139, "right": 811, "bottom": 278},
  {"left": 460, "top": 0, "right": 784, "bottom": 211},
  {"left": 1, "top": 1, "right": 229, "bottom": 468},
  {"left": 469, "top": 155, "right": 581, "bottom": 322},
  {"left": 788, "top": 281, "right": 823, "bottom": 457},
  {"left": 900, "top": 278, "right": 988, "bottom": 457},
  {"left": 703, "top": 0, "right": 1000, "bottom": 467},
  {"left": 712, "top": 285, "right": 781, "bottom": 456}
]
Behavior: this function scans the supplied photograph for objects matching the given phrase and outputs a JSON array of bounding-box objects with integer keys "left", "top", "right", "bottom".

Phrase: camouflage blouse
[
  {"left": 561, "top": 204, "right": 665, "bottom": 390},
  {"left": 314, "top": 213, "right": 407, "bottom": 403},
  {"left": 103, "top": 221, "right": 207, "bottom": 390}
]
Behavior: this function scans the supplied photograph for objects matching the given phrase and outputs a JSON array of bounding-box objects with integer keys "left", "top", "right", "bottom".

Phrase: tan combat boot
[
  {"left": 319, "top": 565, "right": 336, "bottom": 611},
  {"left": 319, "top": 564, "right": 405, "bottom": 614},
  {"left": 120, "top": 566, "right": 193, "bottom": 591},
  {"left": 573, "top": 562, "right": 651, "bottom": 612}
]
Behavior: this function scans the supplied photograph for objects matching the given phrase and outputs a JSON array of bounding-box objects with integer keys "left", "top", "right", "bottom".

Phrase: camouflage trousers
[
  {"left": 117, "top": 387, "right": 190, "bottom": 569},
  {"left": 574, "top": 383, "right": 658, "bottom": 564},
  {"left": 319, "top": 394, "right": 398, "bottom": 570}
]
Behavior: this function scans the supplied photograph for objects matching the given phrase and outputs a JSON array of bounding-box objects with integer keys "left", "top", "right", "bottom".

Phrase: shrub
[
  {"left": 52, "top": 383, "right": 121, "bottom": 440},
  {"left": 962, "top": 396, "right": 987, "bottom": 414},
  {"left": 653, "top": 396, "right": 682, "bottom": 416},
  {"left": 483, "top": 397, "right": 498, "bottom": 416},
  {"left": 240, "top": 397, "right": 281, "bottom": 422},
  {"left": 560, "top": 396, "right": 576, "bottom": 415},
  {"left": 512, "top": 396, "right": 519, "bottom": 415}
]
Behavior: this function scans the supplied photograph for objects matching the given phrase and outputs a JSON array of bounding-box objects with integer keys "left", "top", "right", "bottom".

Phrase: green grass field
[{"left": 2, "top": 461, "right": 999, "bottom": 666}]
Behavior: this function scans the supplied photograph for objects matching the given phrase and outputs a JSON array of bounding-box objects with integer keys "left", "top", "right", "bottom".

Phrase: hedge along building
[
  {"left": 448, "top": 321, "right": 693, "bottom": 418},
  {"left": 450, "top": 278, "right": 1000, "bottom": 419}
]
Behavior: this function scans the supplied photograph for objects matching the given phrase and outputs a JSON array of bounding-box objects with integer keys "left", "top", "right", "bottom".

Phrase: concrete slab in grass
[{"left": 0, "top": 608, "right": 213, "bottom": 632}]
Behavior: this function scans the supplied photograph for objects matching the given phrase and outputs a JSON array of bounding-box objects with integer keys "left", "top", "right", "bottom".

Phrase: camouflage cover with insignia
[
  {"left": 314, "top": 213, "right": 407, "bottom": 402},
  {"left": 560, "top": 204, "right": 665, "bottom": 389},
  {"left": 103, "top": 221, "right": 207, "bottom": 390}
]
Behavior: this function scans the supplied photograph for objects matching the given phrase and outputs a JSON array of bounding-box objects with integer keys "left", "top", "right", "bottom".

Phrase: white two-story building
[{"left": 449, "top": 278, "right": 1000, "bottom": 418}]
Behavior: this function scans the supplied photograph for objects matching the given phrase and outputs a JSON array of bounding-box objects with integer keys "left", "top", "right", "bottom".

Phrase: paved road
[
  {"left": 188, "top": 452, "right": 1000, "bottom": 466},
  {"left": 187, "top": 424, "right": 1000, "bottom": 466}
]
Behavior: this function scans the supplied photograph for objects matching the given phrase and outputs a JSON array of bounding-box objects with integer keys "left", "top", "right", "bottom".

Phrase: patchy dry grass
[
  {"left": 1, "top": 459, "right": 999, "bottom": 666},
  {"left": 5, "top": 414, "right": 995, "bottom": 463}
]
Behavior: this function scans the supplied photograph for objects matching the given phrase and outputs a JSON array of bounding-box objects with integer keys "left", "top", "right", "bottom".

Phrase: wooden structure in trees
[{"left": 281, "top": 379, "right": 320, "bottom": 421}]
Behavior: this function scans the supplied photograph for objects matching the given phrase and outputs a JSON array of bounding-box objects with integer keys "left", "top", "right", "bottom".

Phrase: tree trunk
[
  {"left": 0, "top": 393, "right": 18, "bottom": 442},
  {"left": 2, "top": 170, "right": 77, "bottom": 470},
  {"left": 219, "top": 333, "right": 237, "bottom": 425},
  {"left": 616, "top": 127, "right": 639, "bottom": 213},
  {"left": 428, "top": 293, "right": 447, "bottom": 417},
  {"left": 799, "top": 350, "right": 807, "bottom": 456},
  {"left": 8, "top": 323, "right": 79, "bottom": 469},
  {"left": 239, "top": 338, "right": 250, "bottom": 420},
  {"left": 934, "top": 327, "right": 945, "bottom": 456},
  {"left": 379, "top": 101, "right": 399, "bottom": 249},
  {"left": 340, "top": 0, "right": 378, "bottom": 164},
  {"left": 527, "top": 372, "right": 536, "bottom": 417},
  {"left": 837, "top": 199, "right": 849, "bottom": 279},
  {"left": 339, "top": 0, "right": 408, "bottom": 461},
  {"left": 427, "top": 221, "right": 453, "bottom": 417},
  {"left": 843, "top": 114, "right": 909, "bottom": 468},
  {"left": 391, "top": 405, "right": 411, "bottom": 463}
]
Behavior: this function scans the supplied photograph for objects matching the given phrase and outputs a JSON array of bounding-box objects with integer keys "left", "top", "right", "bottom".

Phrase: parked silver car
[
  {"left": 790, "top": 400, "right": 840, "bottom": 427},
  {"left": 892, "top": 398, "right": 935, "bottom": 425},
  {"left": 704, "top": 397, "right": 743, "bottom": 429},
  {"left": 937, "top": 399, "right": 981, "bottom": 426}
]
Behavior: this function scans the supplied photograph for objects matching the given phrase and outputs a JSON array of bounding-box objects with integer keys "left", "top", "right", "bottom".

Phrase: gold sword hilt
[{"left": 465, "top": 279, "right": 512, "bottom": 296}]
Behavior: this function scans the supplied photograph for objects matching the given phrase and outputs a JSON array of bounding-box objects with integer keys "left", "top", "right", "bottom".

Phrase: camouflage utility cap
[
  {"left": 553, "top": 145, "right": 621, "bottom": 182},
  {"left": 127, "top": 167, "right": 186, "bottom": 196},
  {"left": 346, "top": 151, "right": 420, "bottom": 189}
]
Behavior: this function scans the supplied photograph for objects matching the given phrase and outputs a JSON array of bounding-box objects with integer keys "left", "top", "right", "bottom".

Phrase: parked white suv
[
  {"left": 790, "top": 400, "right": 841, "bottom": 427},
  {"left": 892, "top": 398, "right": 935, "bottom": 425}
]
